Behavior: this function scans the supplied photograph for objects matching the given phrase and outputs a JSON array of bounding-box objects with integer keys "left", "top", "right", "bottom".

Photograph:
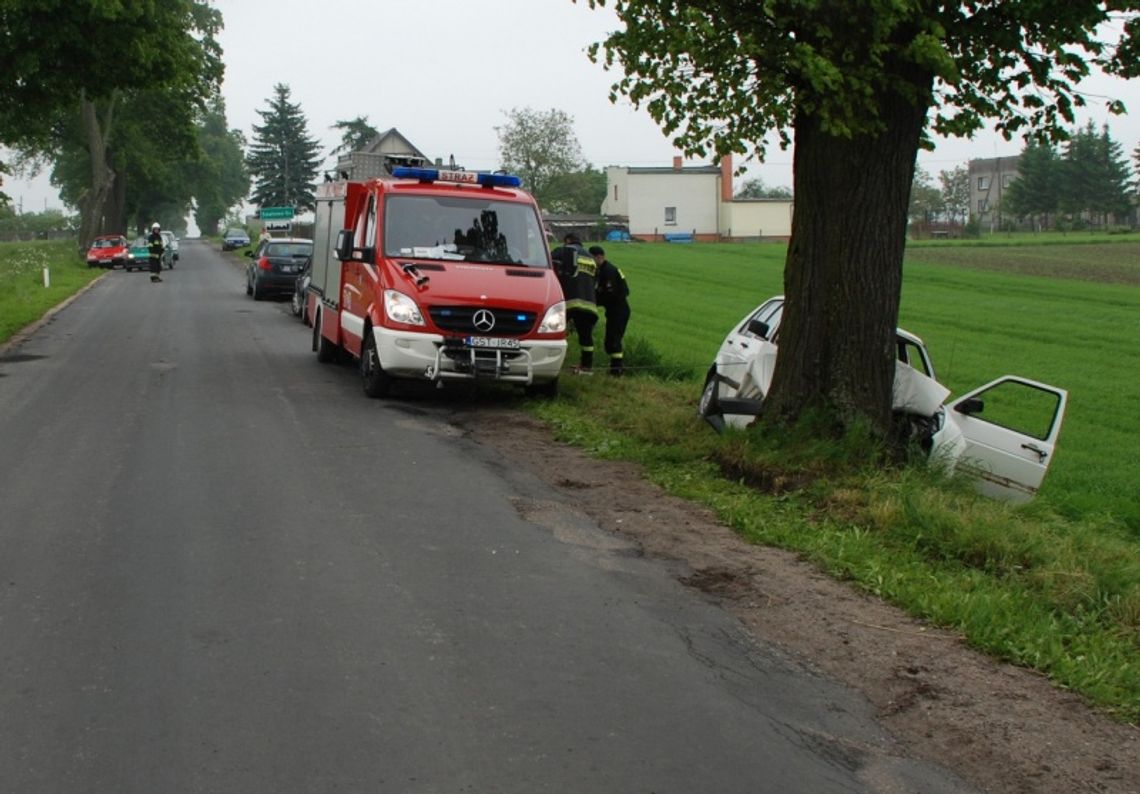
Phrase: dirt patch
[{"left": 455, "top": 407, "right": 1138, "bottom": 794}]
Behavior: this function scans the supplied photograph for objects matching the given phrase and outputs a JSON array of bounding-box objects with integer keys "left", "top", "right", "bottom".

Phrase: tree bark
[
  {"left": 764, "top": 77, "right": 931, "bottom": 439},
  {"left": 77, "top": 94, "right": 117, "bottom": 252}
]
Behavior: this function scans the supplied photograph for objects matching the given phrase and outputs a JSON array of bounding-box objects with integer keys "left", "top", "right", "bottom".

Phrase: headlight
[
  {"left": 383, "top": 289, "right": 424, "bottom": 326},
  {"left": 537, "top": 301, "right": 567, "bottom": 334}
]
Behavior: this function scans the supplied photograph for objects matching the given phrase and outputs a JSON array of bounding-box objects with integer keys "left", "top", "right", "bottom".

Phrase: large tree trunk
[
  {"left": 764, "top": 79, "right": 930, "bottom": 439},
  {"left": 77, "top": 94, "right": 117, "bottom": 253}
]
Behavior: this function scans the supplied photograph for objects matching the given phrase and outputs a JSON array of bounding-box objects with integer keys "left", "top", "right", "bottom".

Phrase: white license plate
[{"left": 465, "top": 336, "right": 520, "bottom": 350}]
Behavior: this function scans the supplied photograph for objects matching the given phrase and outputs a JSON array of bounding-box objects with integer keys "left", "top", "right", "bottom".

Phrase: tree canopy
[
  {"left": 246, "top": 84, "right": 322, "bottom": 212},
  {"left": 496, "top": 108, "right": 585, "bottom": 210},
  {"left": 1, "top": 0, "right": 223, "bottom": 247},
  {"left": 330, "top": 116, "right": 381, "bottom": 159},
  {"left": 582, "top": 0, "right": 1139, "bottom": 441}
]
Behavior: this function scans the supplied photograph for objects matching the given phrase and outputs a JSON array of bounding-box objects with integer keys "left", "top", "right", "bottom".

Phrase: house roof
[
  {"left": 624, "top": 165, "right": 721, "bottom": 175},
  {"left": 359, "top": 128, "right": 430, "bottom": 161}
]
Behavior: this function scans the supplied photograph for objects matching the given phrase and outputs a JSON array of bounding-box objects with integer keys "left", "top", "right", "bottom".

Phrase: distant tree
[
  {"left": 0, "top": 161, "right": 10, "bottom": 208},
  {"left": 187, "top": 100, "right": 249, "bottom": 236},
  {"left": 1004, "top": 141, "right": 1060, "bottom": 230},
  {"left": 939, "top": 166, "right": 970, "bottom": 226},
  {"left": 330, "top": 116, "right": 380, "bottom": 159},
  {"left": 583, "top": 0, "right": 1139, "bottom": 442},
  {"left": 908, "top": 168, "right": 944, "bottom": 227},
  {"left": 544, "top": 167, "right": 608, "bottom": 214},
  {"left": 1060, "top": 122, "right": 1133, "bottom": 226},
  {"left": 735, "top": 178, "right": 792, "bottom": 199},
  {"left": 246, "top": 84, "right": 322, "bottom": 212},
  {"left": 496, "top": 108, "right": 584, "bottom": 209},
  {"left": 29, "top": 87, "right": 202, "bottom": 237}
]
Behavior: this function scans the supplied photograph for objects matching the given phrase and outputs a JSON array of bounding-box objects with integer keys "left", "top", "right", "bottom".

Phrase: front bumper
[{"left": 374, "top": 325, "right": 566, "bottom": 385}]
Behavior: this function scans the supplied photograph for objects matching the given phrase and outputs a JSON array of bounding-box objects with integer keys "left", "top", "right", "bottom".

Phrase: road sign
[
  {"left": 259, "top": 206, "right": 294, "bottom": 220},
  {"left": 264, "top": 221, "right": 292, "bottom": 232}
]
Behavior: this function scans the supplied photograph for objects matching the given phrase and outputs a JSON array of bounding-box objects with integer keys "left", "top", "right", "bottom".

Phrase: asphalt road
[{"left": 0, "top": 240, "right": 975, "bottom": 793}]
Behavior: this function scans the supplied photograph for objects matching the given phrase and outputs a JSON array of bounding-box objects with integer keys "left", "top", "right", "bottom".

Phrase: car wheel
[
  {"left": 291, "top": 289, "right": 302, "bottom": 318},
  {"left": 697, "top": 368, "right": 720, "bottom": 417},
  {"left": 360, "top": 329, "right": 392, "bottom": 398}
]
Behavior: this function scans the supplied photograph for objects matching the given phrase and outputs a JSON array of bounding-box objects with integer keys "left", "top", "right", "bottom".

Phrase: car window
[
  {"left": 739, "top": 300, "right": 783, "bottom": 338},
  {"left": 960, "top": 380, "right": 1063, "bottom": 441},
  {"left": 265, "top": 242, "right": 313, "bottom": 258},
  {"left": 897, "top": 339, "right": 932, "bottom": 378}
]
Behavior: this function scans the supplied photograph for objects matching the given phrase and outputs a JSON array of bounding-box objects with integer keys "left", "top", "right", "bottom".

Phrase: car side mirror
[
  {"left": 954, "top": 397, "right": 984, "bottom": 416},
  {"left": 746, "top": 319, "right": 771, "bottom": 339}
]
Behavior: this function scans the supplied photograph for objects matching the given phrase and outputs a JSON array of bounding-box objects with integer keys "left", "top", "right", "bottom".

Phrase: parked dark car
[
  {"left": 291, "top": 257, "right": 312, "bottom": 323},
  {"left": 246, "top": 238, "right": 313, "bottom": 300},
  {"left": 222, "top": 227, "right": 251, "bottom": 251}
]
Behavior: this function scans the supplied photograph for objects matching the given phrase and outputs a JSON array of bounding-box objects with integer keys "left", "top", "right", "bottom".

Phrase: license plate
[{"left": 465, "top": 336, "right": 520, "bottom": 350}]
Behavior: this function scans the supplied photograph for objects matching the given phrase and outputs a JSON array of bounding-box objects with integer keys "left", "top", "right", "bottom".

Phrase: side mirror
[
  {"left": 335, "top": 229, "right": 354, "bottom": 261},
  {"left": 746, "top": 319, "right": 771, "bottom": 339},
  {"left": 954, "top": 397, "right": 985, "bottom": 416}
]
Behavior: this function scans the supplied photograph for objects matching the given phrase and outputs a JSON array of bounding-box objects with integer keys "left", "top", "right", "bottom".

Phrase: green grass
[
  {"left": 0, "top": 240, "right": 103, "bottom": 343},
  {"left": 530, "top": 238, "right": 1139, "bottom": 720}
]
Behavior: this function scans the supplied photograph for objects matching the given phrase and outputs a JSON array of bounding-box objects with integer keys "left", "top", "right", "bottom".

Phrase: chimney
[
  {"left": 672, "top": 156, "right": 683, "bottom": 170},
  {"left": 720, "top": 155, "right": 734, "bottom": 203}
]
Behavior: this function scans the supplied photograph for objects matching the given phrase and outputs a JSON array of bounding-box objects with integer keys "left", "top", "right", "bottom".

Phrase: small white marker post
[{"left": 42, "top": 267, "right": 50, "bottom": 288}]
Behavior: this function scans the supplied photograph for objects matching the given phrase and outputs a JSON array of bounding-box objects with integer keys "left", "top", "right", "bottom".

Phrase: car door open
[{"left": 947, "top": 376, "right": 1068, "bottom": 503}]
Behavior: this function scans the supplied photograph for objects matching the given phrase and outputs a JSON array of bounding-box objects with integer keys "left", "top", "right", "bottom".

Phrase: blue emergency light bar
[{"left": 391, "top": 166, "right": 522, "bottom": 188}]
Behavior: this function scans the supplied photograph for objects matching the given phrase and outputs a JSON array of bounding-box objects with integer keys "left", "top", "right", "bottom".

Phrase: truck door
[{"left": 947, "top": 376, "right": 1068, "bottom": 503}]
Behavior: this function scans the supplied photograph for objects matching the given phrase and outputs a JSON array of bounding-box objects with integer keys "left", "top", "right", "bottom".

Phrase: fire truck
[{"left": 307, "top": 162, "right": 567, "bottom": 397}]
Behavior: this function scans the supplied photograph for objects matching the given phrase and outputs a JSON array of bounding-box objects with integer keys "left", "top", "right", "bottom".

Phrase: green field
[{"left": 592, "top": 238, "right": 1140, "bottom": 532}]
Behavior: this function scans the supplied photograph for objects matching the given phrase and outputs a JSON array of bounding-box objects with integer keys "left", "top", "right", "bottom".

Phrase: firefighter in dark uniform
[
  {"left": 551, "top": 233, "right": 598, "bottom": 373},
  {"left": 589, "top": 245, "right": 630, "bottom": 376},
  {"left": 147, "top": 222, "right": 165, "bottom": 283}
]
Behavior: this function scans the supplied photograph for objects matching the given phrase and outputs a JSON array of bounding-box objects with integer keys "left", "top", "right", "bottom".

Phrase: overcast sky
[{"left": 6, "top": 0, "right": 1139, "bottom": 215}]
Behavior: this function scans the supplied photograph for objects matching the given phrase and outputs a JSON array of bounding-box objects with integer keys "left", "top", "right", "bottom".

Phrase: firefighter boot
[
  {"left": 609, "top": 355, "right": 624, "bottom": 376},
  {"left": 574, "top": 349, "right": 594, "bottom": 375}
]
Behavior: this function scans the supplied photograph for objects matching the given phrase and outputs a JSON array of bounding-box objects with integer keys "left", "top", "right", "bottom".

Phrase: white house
[{"left": 603, "top": 156, "right": 793, "bottom": 241}]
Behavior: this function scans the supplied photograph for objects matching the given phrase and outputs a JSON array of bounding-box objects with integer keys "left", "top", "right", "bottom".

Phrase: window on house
[
  {"left": 613, "top": 185, "right": 619, "bottom": 201},
  {"left": 1001, "top": 174, "right": 1015, "bottom": 188},
  {"left": 978, "top": 199, "right": 989, "bottom": 213},
  {"left": 977, "top": 176, "right": 990, "bottom": 190},
  {"left": 664, "top": 206, "right": 677, "bottom": 226}
]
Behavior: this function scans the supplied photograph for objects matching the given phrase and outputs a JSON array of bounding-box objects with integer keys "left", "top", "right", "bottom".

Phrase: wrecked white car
[{"left": 698, "top": 296, "right": 1068, "bottom": 503}]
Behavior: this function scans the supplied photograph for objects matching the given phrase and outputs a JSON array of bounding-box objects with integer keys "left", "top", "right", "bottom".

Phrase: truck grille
[{"left": 429, "top": 306, "right": 537, "bottom": 336}]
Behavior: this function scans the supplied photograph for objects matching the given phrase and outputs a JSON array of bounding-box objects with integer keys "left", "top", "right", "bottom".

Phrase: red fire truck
[{"left": 307, "top": 164, "right": 567, "bottom": 397}]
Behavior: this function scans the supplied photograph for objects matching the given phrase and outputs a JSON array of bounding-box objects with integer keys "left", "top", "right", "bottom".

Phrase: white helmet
[{"left": 151, "top": 222, "right": 160, "bottom": 230}]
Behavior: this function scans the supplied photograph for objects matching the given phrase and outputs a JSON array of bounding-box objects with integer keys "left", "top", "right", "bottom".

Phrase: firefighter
[
  {"left": 147, "top": 222, "right": 165, "bottom": 283},
  {"left": 589, "top": 245, "right": 631, "bottom": 376},
  {"left": 551, "top": 233, "right": 598, "bottom": 373}
]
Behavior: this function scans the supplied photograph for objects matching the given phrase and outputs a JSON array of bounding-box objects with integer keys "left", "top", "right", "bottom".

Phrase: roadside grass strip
[{"left": 0, "top": 240, "right": 103, "bottom": 343}]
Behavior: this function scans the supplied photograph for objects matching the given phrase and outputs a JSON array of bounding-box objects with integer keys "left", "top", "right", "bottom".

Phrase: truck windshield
[{"left": 383, "top": 195, "right": 548, "bottom": 267}]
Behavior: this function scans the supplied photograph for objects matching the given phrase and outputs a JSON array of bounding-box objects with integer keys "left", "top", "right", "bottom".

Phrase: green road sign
[{"left": 259, "top": 206, "right": 295, "bottom": 220}]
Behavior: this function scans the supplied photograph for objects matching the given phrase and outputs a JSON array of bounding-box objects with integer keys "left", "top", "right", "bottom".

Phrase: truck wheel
[
  {"left": 314, "top": 312, "right": 338, "bottom": 363},
  {"left": 360, "top": 329, "right": 391, "bottom": 398}
]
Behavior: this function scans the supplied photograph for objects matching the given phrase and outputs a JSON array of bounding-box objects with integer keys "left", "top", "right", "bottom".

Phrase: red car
[{"left": 85, "top": 234, "right": 130, "bottom": 269}]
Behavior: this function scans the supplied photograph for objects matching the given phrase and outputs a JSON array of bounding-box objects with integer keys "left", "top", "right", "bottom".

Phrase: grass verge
[{"left": 0, "top": 240, "right": 102, "bottom": 344}]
